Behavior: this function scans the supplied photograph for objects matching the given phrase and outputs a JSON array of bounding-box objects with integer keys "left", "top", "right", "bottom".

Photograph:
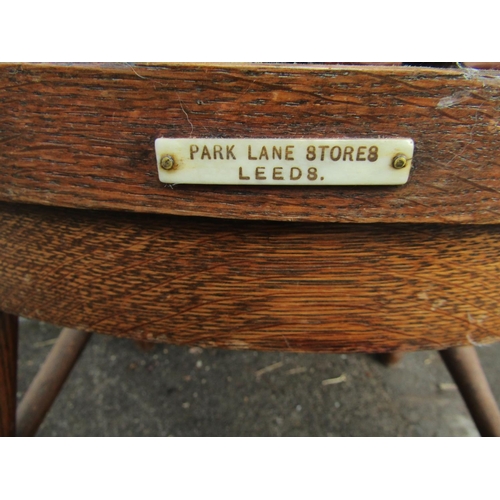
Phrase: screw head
[
  {"left": 160, "top": 155, "right": 175, "bottom": 170},
  {"left": 392, "top": 154, "right": 408, "bottom": 169}
]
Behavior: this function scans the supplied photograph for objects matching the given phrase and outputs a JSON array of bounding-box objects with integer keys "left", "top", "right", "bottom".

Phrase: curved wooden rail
[
  {"left": 1, "top": 202, "right": 499, "bottom": 352},
  {"left": 0, "top": 63, "right": 499, "bottom": 223}
]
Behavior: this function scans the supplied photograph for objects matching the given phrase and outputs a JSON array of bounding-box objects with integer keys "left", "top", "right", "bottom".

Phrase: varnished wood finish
[
  {"left": 0, "top": 311, "right": 18, "bottom": 436},
  {"left": 1, "top": 63, "right": 499, "bottom": 224},
  {"left": 1, "top": 203, "right": 499, "bottom": 353}
]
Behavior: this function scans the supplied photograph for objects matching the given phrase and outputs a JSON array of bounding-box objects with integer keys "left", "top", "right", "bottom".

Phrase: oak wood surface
[
  {"left": 1, "top": 63, "right": 500, "bottom": 223},
  {"left": 1, "top": 203, "right": 499, "bottom": 353},
  {"left": 0, "top": 311, "right": 18, "bottom": 436}
]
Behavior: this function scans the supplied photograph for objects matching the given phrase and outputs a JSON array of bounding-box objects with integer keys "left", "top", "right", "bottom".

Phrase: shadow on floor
[{"left": 16, "top": 318, "right": 500, "bottom": 436}]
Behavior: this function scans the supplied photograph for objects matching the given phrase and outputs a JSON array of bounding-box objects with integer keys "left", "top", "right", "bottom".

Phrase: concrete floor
[{"left": 16, "top": 317, "right": 500, "bottom": 436}]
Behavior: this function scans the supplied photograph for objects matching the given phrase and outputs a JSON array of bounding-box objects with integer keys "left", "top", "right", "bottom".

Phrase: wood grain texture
[
  {"left": 0, "top": 311, "right": 18, "bottom": 436},
  {"left": 1, "top": 202, "right": 499, "bottom": 353},
  {"left": 1, "top": 62, "right": 499, "bottom": 223}
]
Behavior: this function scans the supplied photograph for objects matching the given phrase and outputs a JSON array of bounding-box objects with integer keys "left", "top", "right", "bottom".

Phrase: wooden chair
[{"left": 1, "top": 62, "right": 499, "bottom": 436}]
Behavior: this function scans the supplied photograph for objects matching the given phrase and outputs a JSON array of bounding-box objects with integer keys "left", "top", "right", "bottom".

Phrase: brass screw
[
  {"left": 160, "top": 155, "right": 175, "bottom": 170},
  {"left": 392, "top": 154, "right": 408, "bottom": 169}
]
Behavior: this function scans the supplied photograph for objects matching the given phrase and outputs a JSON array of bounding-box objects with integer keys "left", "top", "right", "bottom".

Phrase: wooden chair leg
[
  {"left": 377, "top": 352, "right": 404, "bottom": 367},
  {"left": 0, "top": 311, "right": 18, "bottom": 437},
  {"left": 440, "top": 345, "right": 500, "bottom": 437},
  {"left": 16, "top": 327, "right": 91, "bottom": 437},
  {"left": 134, "top": 340, "right": 155, "bottom": 352}
]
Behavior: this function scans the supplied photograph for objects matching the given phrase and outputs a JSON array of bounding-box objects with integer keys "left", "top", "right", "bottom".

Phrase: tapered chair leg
[
  {"left": 0, "top": 312, "right": 18, "bottom": 437},
  {"left": 377, "top": 352, "right": 404, "bottom": 367},
  {"left": 16, "top": 328, "right": 91, "bottom": 437},
  {"left": 134, "top": 340, "right": 155, "bottom": 352},
  {"left": 440, "top": 345, "right": 500, "bottom": 437}
]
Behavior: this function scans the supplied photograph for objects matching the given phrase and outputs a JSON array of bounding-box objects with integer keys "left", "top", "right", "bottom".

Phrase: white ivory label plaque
[{"left": 155, "top": 138, "right": 414, "bottom": 185}]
